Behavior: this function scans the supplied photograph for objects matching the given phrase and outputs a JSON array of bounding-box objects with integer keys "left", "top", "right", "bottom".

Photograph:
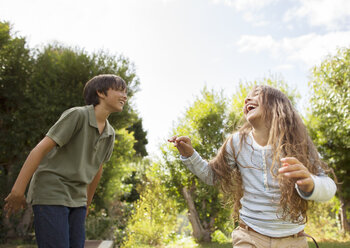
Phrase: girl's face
[{"left": 244, "top": 87, "right": 264, "bottom": 126}]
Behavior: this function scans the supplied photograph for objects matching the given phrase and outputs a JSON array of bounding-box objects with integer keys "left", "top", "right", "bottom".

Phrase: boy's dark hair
[{"left": 84, "top": 74, "right": 127, "bottom": 106}]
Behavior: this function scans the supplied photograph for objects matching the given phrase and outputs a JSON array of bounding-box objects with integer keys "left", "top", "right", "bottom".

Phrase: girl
[{"left": 169, "top": 85, "right": 336, "bottom": 248}]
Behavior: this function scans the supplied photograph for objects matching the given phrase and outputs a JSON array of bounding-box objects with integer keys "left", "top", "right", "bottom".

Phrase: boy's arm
[
  {"left": 4, "top": 136, "right": 56, "bottom": 217},
  {"left": 86, "top": 164, "right": 103, "bottom": 208}
]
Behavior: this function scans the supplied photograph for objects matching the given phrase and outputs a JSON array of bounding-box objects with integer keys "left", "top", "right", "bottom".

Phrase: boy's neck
[
  {"left": 252, "top": 127, "right": 269, "bottom": 147},
  {"left": 93, "top": 104, "right": 110, "bottom": 134}
]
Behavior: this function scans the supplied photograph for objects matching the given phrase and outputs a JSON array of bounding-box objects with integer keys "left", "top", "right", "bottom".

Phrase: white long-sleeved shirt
[{"left": 181, "top": 132, "right": 337, "bottom": 237}]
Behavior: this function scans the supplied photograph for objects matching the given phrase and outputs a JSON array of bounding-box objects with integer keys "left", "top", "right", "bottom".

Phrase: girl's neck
[{"left": 252, "top": 127, "right": 269, "bottom": 147}]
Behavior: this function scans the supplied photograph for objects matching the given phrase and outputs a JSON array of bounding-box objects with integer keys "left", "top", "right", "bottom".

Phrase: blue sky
[{"left": 1, "top": 0, "right": 350, "bottom": 156}]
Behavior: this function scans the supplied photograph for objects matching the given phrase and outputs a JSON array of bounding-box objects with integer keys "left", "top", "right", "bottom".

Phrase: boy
[{"left": 4, "top": 74, "right": 128, "bottom": 247}]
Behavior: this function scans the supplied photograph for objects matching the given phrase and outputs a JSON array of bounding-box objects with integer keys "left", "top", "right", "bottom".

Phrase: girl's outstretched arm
[{"left": 168, "top": 135, "right": 215, "bottom": 185}]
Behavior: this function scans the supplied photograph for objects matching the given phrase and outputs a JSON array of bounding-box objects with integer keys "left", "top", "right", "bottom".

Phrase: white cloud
[
  {"left": 242, "top": 12, "right": 270, "bottom": 26},
  {"left": 212, "top": 0, "right": 276, "bottom": 11},
  {"left": 211, "top": 0, "right": 277, "bottom": 26},
  {"left": 237, "top": 35, "right": 279, "bottom": 54},
  {"left": 214, "top": 0, "right": 350, "bottom": 30},
  {"left": 273, "top": 64, "right": 294, "bottom": 71},
  {"left": 237, "top": 31, "right": 350, "bottom": 67},
  {"left": 284, "top": 0, "right": 350, "bottom": 30}
]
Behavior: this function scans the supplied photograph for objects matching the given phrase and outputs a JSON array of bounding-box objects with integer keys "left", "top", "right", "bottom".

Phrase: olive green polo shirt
[{"left": 27, "top": 105, "right": 115, "bottom": 207}]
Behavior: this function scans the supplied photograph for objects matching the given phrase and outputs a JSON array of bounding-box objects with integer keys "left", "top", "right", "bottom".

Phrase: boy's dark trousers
[{"left": 33, "top": 205, "right": 86, "bottom": 248}]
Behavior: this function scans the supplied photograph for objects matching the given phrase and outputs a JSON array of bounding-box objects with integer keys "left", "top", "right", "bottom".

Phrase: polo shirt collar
[
  {"left": 104, "top": 119, "right": 114, "bottom": 136},
  {"left": 87, "top": 105, "right": 114, "bottom": 137},
  {"left": 88, "top": 105, "right": 98, "bottom": 128}
]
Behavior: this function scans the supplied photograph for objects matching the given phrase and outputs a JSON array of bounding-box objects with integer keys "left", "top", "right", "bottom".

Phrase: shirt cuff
[
  {"left": 295, "top": 174, "right": 336, "bottom": 202},
  {"left": 180, "top": 150, "right": 201, "bottom": 164},
  {"left": 295, "top": 174, "right": 315, "bottom": 199}
]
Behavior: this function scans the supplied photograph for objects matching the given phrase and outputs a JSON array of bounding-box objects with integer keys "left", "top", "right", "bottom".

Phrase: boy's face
[{"left": 100, "top": 88, "right": 128, "bottom": 113}]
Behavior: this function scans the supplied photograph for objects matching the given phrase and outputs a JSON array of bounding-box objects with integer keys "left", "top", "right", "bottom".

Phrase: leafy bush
[
  {"left": 211, "top": 230, "right": 230, "bottom": 244},
  {"left": 122, "top": 163, "right": 178, "bottom": 247},
  {"left": 305, "top": 197, "right": 350, "bottom": 241},
  {"left": 165, "top": 236, "right": 199, "bottom": 248}
]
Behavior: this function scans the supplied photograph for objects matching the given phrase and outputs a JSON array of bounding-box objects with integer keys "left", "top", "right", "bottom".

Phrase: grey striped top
[{"left": 180, "top": 132, "right": 337, "bottom": 237}]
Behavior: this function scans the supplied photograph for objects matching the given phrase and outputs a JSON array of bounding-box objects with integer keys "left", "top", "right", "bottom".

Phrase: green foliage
[
  {"left": 0, "top": 22, "right": 34, "bottom": 243},
  {"left": 0, "top": 21, "right": 34, "bottom": 175},
  {"left": 0, "top": 21, "right": 148, "bottom": 242},
  {"left": 197, "top": 242, "right": 350, "bottom": 248},
  {"left": 86, "top": 200, "right": 134, "bottom": 246},
  {"left": 93, "top": 128, "right": 136, "bottom": 211},
  {"left": 307, "top": 47, "right": 350, "bottom": 234},
  {"left": 308, "top": 47, "right": 350, "bottom": 203},
  {"left": 198, "top": 243, "right": 232, "bottom": 248},
  {"left": 165, "top": 236, "right": 198, "bottom": 248},
  {"left": 308, "top": 241, "right": 350, "bottom": 248},
  {"left": 211, "top": 230, "right": 230, "bottom": 244},
  {"left": 163, "top": 87, "right": 227, "bottom": 187},
  {"left": 2, "top": 241, "right": 350, "bottom": 248},
  {"left": 127, "top": 118, "right": 148, "bottom": 157},
  {"left": 87, "top": 131, "right": 145, "bottom": 246},
  {"left": 161, "top": 88, "right": 232, "bottom": 238},
  {"left": 306, "top": 197, "right": 350, "bottom": 241},
  {"left": 123, "top": 163, "right": 178, "bottom": 247},
  {"left": 25, "top": 44, "right": 140, "bottom": 141},
  {"left": 86, "top": 214, "right": 114, "bottom": 240}
]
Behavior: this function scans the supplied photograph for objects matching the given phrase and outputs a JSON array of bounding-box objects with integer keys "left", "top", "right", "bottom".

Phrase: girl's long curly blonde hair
[{"left": 209, "top": 85, "right": 331, "bottom": 223}]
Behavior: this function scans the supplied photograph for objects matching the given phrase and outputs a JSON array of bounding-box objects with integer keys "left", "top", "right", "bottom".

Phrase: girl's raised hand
[
  {"left": 278, "top": 157, "right": 315, "bottom": 194},
  {"left": 168, "top": 136, "right": 194, "bottom": 158}
]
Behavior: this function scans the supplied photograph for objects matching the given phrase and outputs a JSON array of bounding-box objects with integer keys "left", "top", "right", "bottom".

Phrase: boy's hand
[
  {"left": 168, "top": 136, "right": 194, "bottom": 158},
  {"left": 278, "top": 157, "right": 315, "bottom": 193},
  {"left": 4, "top": 191, "right": 26, "bottom": 218}
]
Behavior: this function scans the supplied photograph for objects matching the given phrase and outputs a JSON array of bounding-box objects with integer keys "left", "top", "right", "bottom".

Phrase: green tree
[
  {"left": 307, "top": 47, "right": 350, "bottom": 232},
  {"left": 161, "top": 88, "right": 231, "bottom": 242},
  {"left": 0, "top": 21, "right": 148, "bottom": 241},
  {"left": 85, "top": 128, "right": 138, "bottom": 245},
  {"left": 123, "top": 162, "right": 178, "bottom": 248},
  {"left": 127, "top": 118, "right": 148, "bottom": 157},
  {"left": 0, "top": 21, "right": 34, "bottom": 241},
  {"left": 0, "top": 21, "right": 33, "bottom": 185},
  {"left": 25, "top": 44, "right": 140, "bottom": 142},
  {"left": 93, "top": 128, "right": 136, "bottom": 211}
]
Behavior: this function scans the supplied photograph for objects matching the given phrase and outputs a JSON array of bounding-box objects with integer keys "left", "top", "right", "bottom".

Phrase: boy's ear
[{"left": 97, "top": 91, "right": 106, "bottom": 99}]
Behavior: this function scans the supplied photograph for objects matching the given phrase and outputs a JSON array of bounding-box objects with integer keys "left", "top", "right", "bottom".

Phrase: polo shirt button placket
[{"left": 94, "top": 138, "right": 100, "bottom": 151}]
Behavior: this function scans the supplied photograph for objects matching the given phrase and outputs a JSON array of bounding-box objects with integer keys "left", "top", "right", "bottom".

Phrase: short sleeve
[
  {"left": 46, "top": 108, "right": 83, "bottom": 147},
  {"left": 104, "top": 134, "right": 115, "bottom": 163}
]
